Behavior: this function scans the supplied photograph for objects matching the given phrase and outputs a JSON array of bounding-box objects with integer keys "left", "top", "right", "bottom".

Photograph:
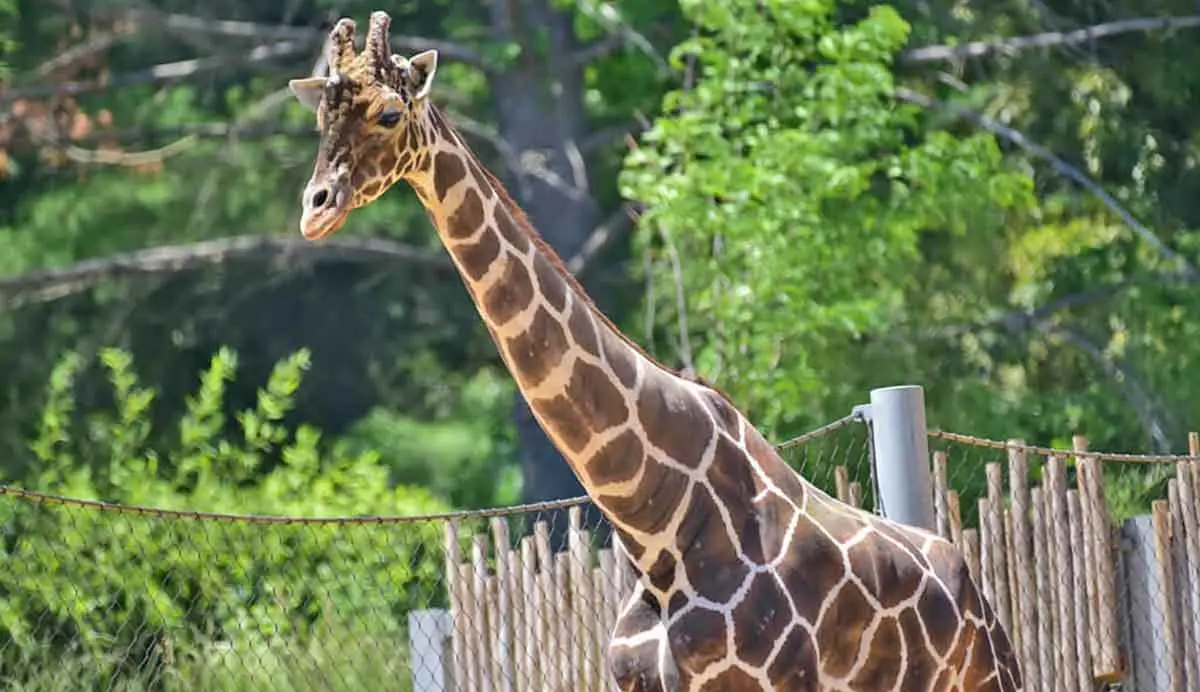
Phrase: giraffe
[{"left": 287, "top": 12, "right": 1024, "bottom": 691}]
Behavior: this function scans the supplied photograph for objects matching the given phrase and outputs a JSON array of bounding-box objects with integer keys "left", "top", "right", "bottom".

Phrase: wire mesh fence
[
  {"left": 4, "top": 415, "right": 1197, "bottom": 691},
  {"left": 0, "top": 416, "right": 872, "bottom": 692},
  {"left": 929, "top": 429, "right": 1200, "bottom": 692}
]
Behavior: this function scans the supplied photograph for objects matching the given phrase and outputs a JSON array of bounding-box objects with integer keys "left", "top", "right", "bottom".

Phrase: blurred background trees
[
  {"left": 3, "top": 0, "right": 1200, "bottom": 514},
  {"left": 4, "top": 0, "right": 1200, "bottom": 684}
]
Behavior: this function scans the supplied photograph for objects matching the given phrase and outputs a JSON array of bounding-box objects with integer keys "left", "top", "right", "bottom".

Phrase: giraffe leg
[{"left": 608, "top": 582, "right": 679, "bottom": 692}]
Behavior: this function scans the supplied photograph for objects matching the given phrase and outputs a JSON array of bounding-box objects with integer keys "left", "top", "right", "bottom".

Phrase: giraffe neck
[{"left": 405, "top": 108, "right": 761, "bottom": 568}]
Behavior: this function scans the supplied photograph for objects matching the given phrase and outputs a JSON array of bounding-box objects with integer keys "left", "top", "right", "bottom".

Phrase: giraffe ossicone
[{"left": 288, "top": 11, "right": 1024, "bottom": 691}]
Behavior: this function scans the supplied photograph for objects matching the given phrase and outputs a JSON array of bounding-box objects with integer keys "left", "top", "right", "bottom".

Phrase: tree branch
[
  {"left": 567, "top": 204, "right": 638, "bottom": 275},
  {"left": 0, "top": 234, "right": 451, "bottom": 310},
  {"left": 571, "top": 33, "right": 625, "bottom": 66},
  {"left": 895, "top": 86, "right": 1199, "bottom": 279},
  {"left": 1, "top": 12, "right": 486, "bottom": 103},
  {"left": 119, "top": 9, "right": 485, "bottom": 67},
  {"left": 899, "top": 15, "right": 1200, "bottom": 63},
  {"left": 1, "top": 40, "right": 309, "bottom": 102},
  {"left": 570, "top": 0, "right": 668, "bottom": 73},
  {"left": 1041, "top": 323, "right": 1173, "bottom": 453}
]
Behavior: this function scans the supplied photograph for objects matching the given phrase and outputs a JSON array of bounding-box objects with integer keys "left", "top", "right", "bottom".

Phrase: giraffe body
[{"left": 288, "top": 13, "right": 1024, "bottom": 690}]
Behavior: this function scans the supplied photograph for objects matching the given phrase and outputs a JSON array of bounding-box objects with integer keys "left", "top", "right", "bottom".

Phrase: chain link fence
[
  {"left": 929, "top": 429, "right": 1200, "bottom": 692},
  {"left": 6, "top": 416, "right": 1196, "bottom": 691},
  {"left": 0, "top": 417, "right": 872, "bottom": 691}
]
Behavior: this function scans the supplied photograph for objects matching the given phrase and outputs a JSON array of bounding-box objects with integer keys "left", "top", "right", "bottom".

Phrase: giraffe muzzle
[{"left": 299, "top": 180, "right": 352, "bottom": 240}]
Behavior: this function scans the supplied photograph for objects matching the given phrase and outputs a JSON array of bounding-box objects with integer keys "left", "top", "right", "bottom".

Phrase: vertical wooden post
[
  {"left": 932, "top": 450, "right": 950, "bottom": 540},
  {"left": 985, "top": 462, "right": 1012, "bottom": 638},
  {"left": 444, "top": 520, "right": 471, "bottom": 691},
  {"left": 1153, "top": 500, "right": 1184, "bottom": 692},
  {"left": 1068, "top": 490, "right": 1095, "bottom": 689},
  {"left": 1031, "top": 486, "right": 1056, "bottom": 692},
  {"left": 1007, "top": 442, "right": 1036, "bottom": 677},
  {"left": 1179, "top": 434, "right": 1200, "bottom": 686},
  {"left": 1046, "top": 454, "right": 1078, "bottom": 691}
]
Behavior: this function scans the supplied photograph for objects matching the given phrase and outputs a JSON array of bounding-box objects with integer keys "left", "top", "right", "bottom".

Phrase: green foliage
[
  {"left": 0, "top": 347, "right": 449, "bottom": 686},
  {"left": 337, "top": 367, "right": 523, "bottom": 509},
  {"left": 621, "top": 0, "right": 1036, "bottom": 434}
]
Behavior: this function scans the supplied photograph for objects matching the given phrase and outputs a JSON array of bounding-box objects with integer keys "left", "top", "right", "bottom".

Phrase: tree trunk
[{"left": 488, "top": 0, "right": 610, "bottom": 548}]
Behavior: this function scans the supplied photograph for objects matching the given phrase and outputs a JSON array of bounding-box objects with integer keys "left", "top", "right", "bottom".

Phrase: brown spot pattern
[
  {"left": 646, "top": 550, "right": 677, "bottom": 593},
  {"left": 600, "top": 461, "right": 689, "bottom": 536},
  {"left": 813, "top": 582, "right": 873, "bottom": 677},
  {"left": 699, "top": 665, "right": 759, "bottom": 691},
  {"left": 669, "top": 608, "right": 727, "bottom": 677},
  {"left": 505, "top": 307, "right": 570, "bottom": 389},
  {"left": 667, "top": 591, "right": 689, "bottom": 618},
  {"left": 529, "top": 395, "right": 590, "bottom": 453},
  {"left": 584, "top": 430, "right": 644, "bottom": 487},
  {"left": 702, "top": 390, "right": 742, "bottom": 433},
  {"left": 919, "top": 580, "right": 962, "bottom": 656},
  {"left": 481, "top": 253, "right": 535, "bottom": 326},
  {"left": 600, "top": 330, "right": 639, "bottom": 388},
  {"left": 446, "top": 187, "right": 484, "bottom": 239},
  {"left": 495, "top": 206, "right": 530, "bottom": 253},
  {"left": 776, "top": 516, "right": 846, "bottom": 622},
  {"left": 453, "top": 228, "right": 501, "bottom": 281},
  {"left": 533, "top": 253, "right": 568, "bottom": 313},
  {"left": 433, "top": 151, "right": 466, "bottom": 200},
  {"left": 616, "top": 528, "right": 646, "bottom": 562},
  {"left": 766, "top": 626, "right": 819, "bottom": 691},
  {"left": 849, "top": 616, "right": 902, "bottom": 691},
  {"left": 732, "top": 573, "right": 792, "bottom": 667},
  {"left": 568, "top": 302, "right": 601, "bottom": 358},
  {"left": 898, "top": 607, "right": 937, "bottom": 690},
  {"left": 847, "top": 534, "right": 923, "bottom": 608},
  {"left": 564, "top": 360, "right": 630, "bottom": 432},
  {"left": 464, "top": 156, "right": 496, "bottom": 199},
  {"left": 674, "top": 486, "right": 748, "bottom": 603},
  {"left": 637, "top": 370, "right": 714, "bottom": 468}
]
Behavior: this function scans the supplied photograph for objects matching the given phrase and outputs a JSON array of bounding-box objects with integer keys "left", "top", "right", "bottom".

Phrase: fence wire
[
  {"left": 930, "top": 430, "right": 1200, "bottom": 692},
  {"left": 0, "top": 416, "right": 869, "bottom": 692}
]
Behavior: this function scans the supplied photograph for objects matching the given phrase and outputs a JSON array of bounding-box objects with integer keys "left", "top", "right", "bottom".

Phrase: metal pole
[{"left": 867, "top": 384, "right": 936, "bottom": 531}]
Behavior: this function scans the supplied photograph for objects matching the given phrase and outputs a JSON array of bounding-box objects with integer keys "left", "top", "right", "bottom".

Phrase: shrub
[{"left": 0, "top": 347, "right": 451, "bottom": 687}]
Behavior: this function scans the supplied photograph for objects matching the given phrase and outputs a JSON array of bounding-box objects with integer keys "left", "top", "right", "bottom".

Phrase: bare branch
[
  {"left": 571, "top": 0, "right": 668, "bottom": 73},
  {"left": 2, "top": 12, "right": 485, "bottom": 103},
  {"left": 34, "top": 29, "right": 133, "bottom": 78},
  {"left": 0, "top": 235, "right": 451, "bottom": 311},
  {"left": 567, "top": 204, "right": 638, "bottom": 275},
  {"left": 895, "top": 86, "right": 1199, "bottom": 279},
  {"left": 1042, "top": 323, "right": 1173, "bottom": 453},
  {"left": 899, "top": 15, "right": 1200, "bottom": 64},
  {"left": 571, "top": 33, "right": 625, "bottom": 66},
  {"left": 58, "top": 136, "right": 198, "bottom": 167},
  {"left": 656, "top": 225, "right": 694, "bottom": 373},
  {"left": 580, "top": 122, "right": 645, "bottom": 154},
  {"left": 118, "top": 9, "right": 485, "bottom": 67},
  {"left": 1, "top": 40, "right": 309, "bottom": 102}
]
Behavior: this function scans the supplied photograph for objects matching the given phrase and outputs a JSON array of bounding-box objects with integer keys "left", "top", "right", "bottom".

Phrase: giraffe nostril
[{"left": 310, "top": 188, "right": 330, "bottom": 208}]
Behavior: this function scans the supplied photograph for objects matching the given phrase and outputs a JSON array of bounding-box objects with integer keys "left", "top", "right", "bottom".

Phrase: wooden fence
[
  {"left": 425, "top": 440, "right": 1200, "bottom": 692},
  {"left": 927, "top": 434, "right": 1200, "bottom": 692},
  {"left": 440, "top": 506, "right": 636, "bottom": 692}
]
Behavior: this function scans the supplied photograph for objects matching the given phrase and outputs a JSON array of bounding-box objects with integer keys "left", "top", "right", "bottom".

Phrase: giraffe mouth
[
  {"left": 299, "top": 206, "right": 351, "bottom": 241},
  {"left": 299, "top": 184, "right": 352, "bottom": 240}
]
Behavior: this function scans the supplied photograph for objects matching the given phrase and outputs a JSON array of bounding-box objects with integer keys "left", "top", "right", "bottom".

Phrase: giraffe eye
[{"left": 377, "top": 110, "right": 402, "bottom": 128}]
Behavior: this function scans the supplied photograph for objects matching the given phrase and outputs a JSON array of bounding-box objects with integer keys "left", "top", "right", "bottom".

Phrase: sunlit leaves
[{"left": 622, "top": 0, "right": 1034, "bottom": 432}]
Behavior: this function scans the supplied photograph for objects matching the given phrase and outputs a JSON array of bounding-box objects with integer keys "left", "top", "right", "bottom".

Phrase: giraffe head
[{"left": 288, "top": 11, "right": 439, "bottom": 239}]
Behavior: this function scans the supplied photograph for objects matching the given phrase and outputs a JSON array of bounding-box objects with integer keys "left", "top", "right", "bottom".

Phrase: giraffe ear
[
  {"left": 406, "top": 50, "right": 438, "bottom": 101},
  {"left": 288, "top": 77, "right": 327, "bottom": 112}
]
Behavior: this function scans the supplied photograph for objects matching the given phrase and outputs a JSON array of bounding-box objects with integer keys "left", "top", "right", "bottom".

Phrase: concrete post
[
  {"left": 409, "top": 608, "right": 453, "bottom": 691},
  {"left": 865, "top": 385, "right": 936, "bottom": 531}
]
